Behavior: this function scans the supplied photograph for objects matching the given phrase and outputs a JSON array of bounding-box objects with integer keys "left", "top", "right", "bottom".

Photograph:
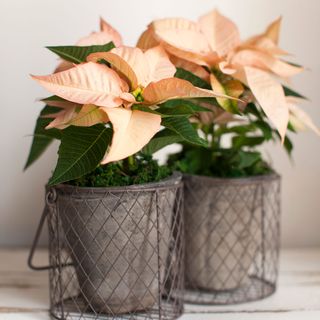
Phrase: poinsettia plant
[
  {"left": 137, "top": 9, "right": 319, "bottom": 177},
  {"left": 25, "top": 18, "right": 233, "bottom": 186}
]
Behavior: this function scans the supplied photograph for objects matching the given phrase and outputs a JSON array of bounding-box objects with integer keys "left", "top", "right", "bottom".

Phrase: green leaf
[
  {"left": 283, "top": 86, "right": 307, "bottom": 100},
  {"left": 174, "top": 68, "right": 211, "bottom": 89},
  {"left": 287, "top": 121, "right": 297, "bottom": 133},
  {"left": 162, "top": 117, "right": 208, "bottom": 147},
  {"left": 284, "top": 135, "right": 294, "bottom": 156},
  {"left": 46, "top": 42, "right": 115, "bottom": 64},
  {"left": 209, "top": 72, "right": 240, "bottom": 114},
  {"left": 41, "top": 95, "right": 66, "bottom": 103},
  {"left": 131, "top": 105, "right": 163, "bottom": 116},
  {"left": 232, "top": 136, "right": 265, "bottom": 148},
  {"left": 274, "top": 127, "right": 295, "bottom": 156},
  {"left": 221, "top": 124, "right": 255, "bottom": 135},
  {"left": 134, "top": 99, "right": 212, "bottom": 118},
  {"left": 254, "top": 120, "right": 273, "bottom": 140},
  {"left": 142, "top": 129, "right": 183, "bottom": 155},
  {"left": 158, "top": 105, "right": 200, "bottom": 117},
  {"left": 283, "top": 60, "right": 303, "bottom": 68},
  {"left": 178, "top": 147, "right": 212, "bottom": 174},
  {"left": 237, "top": 151, "right": 261, "bottom": 169},
  {"left": 133, "top": 105, "right": 188, "bottom": 117},
  {"left": 160, "top": 99, "right": 212, "bottom": 112},
  {"left": 48, "top": 125, "right": 112, "bottom": 185},
  {"left": 133, "top": 101, "right": 211, "bottom": 118},
  {"left": 217, "top": 121, "right": 273, "bottom": 138},
  {"left": 24, "top": 105, "right": 62, "bottom": 170},
  {"left": 244, "top": 103, "right": 265, "bottom": 120}
]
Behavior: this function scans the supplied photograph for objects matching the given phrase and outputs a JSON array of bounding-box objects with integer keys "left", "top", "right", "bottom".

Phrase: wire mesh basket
[
  {"left": 29, "top": 173, "right": 184, "bottom": 320},
  {"left": 182, "top": 173, "right": 281, "bottom": 305}
]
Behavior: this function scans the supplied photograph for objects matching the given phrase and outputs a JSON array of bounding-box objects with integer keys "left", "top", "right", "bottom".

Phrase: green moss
[
  {"left": 168, "top": 146, "right": 273, "bottom": 178},
  {"left": 68, "top": 154, "right": 171, "bottom": 187}
]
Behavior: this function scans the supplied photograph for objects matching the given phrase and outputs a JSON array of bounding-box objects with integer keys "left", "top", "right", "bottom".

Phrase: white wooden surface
[{"left": 0, "top": 249, "right": 319, "bottom": 319}]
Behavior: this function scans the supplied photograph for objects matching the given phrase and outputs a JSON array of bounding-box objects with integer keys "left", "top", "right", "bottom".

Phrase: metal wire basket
[
  {"left": 28, "top": 173, "right": 184, "bottom": 320},
  {"left": 182, "top": 173, "right": 281, "bottom": 305}
]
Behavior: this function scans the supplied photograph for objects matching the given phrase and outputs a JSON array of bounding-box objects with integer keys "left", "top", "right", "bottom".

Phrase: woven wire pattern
[
  {"left": 182, "top": 174, "right": 281, "bottom": 305},
  {"left": 46, "top": 174, "right": 184, "bottom": 319}
]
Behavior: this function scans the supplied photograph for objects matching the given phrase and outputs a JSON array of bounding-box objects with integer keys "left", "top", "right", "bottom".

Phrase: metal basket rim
[
  {"left": 48, "top": 172, "right": 182, "bottom": 194},
  {"left": 183, "top": 172, "right": 280, "bottom": 186}
]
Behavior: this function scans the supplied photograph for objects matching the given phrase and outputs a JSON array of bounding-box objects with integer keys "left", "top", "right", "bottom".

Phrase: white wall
[{"left": 0, "top": 0, "right": 319, "bottom": 248}]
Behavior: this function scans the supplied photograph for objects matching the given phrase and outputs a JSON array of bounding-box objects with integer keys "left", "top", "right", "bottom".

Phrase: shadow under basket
[
  {"left": 28, "top": 173, "right": 184, "bottom": 320},
  {"left": 182, "top": 173, "right": 281, "bottom": 305}
]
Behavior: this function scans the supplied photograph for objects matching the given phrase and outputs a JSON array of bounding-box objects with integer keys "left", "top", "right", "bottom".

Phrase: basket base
[
  {"left": 178, "top": 276, "right": 276, "bottom": 305},
  {"left": 50, "top": 295, "right": 183, "bottom": 320}
]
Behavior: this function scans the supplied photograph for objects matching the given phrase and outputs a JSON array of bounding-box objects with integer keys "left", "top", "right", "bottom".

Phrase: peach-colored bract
[
  {"left": 32, "top": 62, "right": 128, "bottom": 108},
  {"left": 244, "top": 66, "right": 289, "bottom": 141},
  {"left": 67, "top": 104, "right": 110, "bottom": 128},
  {"left": 45, "top": 104, "right": 109, "bottom": 130},
  {"left": 209, "top": 73, "right": 244, "bottom": 112},
  {"left": 77, "top": 18, "right": 122, "bottom": 47},
  {"left": 170, "top": 56, "right": 210, "bottom": 82},
  {"left": 87, "top": 46, "right": 176, "bottom": 90},
  {"left": 198, "top": 9, "right": 240, "bottom": 57},
  {"left": 41, "top": 99, "right": 81, "bottom": 130},
  {"left": 145, "top": 17, "right": 218, "bottom": 66},
  {"left": 87, "top": 45, "right": 230, "bottom": 106},
  {"left": 138, "top": 9, "right": 304, "bottom": 140},
  {"left": 33, "top": 43, "right": 232, "bottom": 163},
  {"left": 100, "top": 108, "right": 161, "bottom": 164},
  {"left": 142, "top": 77, "right": 231, "bottom": 105},
  {"left": 55, "top": 18, "right": 123, "bottom": 73},
  {"left": 286, "top": 97, "right": 320, "bottom": 135}
]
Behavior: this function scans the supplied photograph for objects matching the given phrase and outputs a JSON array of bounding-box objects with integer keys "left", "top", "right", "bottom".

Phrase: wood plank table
[{"left": 0, "top": 248, "right": 319, "bottom": 319}]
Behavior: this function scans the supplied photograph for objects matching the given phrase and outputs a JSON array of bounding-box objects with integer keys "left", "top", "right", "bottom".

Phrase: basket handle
[
  {"left": 28, "top": 189, "right": 58, "bottom": 271},
  {"left": 27, "top": 205, "right": 53, "bottom": 271}
]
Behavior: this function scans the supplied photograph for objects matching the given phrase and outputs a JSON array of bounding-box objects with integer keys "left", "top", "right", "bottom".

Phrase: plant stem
[
  {"left": 128, "top": 155, "right": 135, "bottom": 166},
  {"left": 211, "top": 124, "right": 216, "bottom": 149}
]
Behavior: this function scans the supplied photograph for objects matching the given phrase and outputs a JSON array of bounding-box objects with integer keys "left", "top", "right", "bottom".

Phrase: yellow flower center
[{"left": 132, "top": 87, "right": 144, "bottom": 102}]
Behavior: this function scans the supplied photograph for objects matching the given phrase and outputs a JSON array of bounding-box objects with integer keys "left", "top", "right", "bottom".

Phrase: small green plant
[
  {"left": 168, "top": 95, "right": 296, "bottom": 178},
  {"left": 138, "top": 10, "right": 319, "bottom": 178},
  {"left": 168, "top": 146, "right": 272, "bottom": 178},
  {"left": 69, "top": 154, "right": 171, "bottom": 187},
  {"left": 26, "top": 18, "right": 226, "bottom": 187},
  {"left": 26, "top": 14, "right": 319, "bottom": 186}
]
